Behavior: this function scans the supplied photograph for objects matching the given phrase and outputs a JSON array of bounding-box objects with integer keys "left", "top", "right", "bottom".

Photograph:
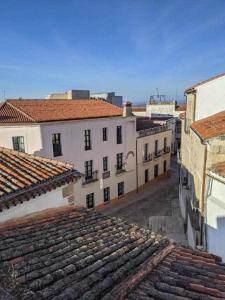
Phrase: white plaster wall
[
  {"left": 132, "top": 111, "right": 147, "bottom": 117},
  {"left": 0, "top": 116, "right": 137, "bottom": 208},
  {"left": 137, "top": 130, "right": 172, "bottom": 186},
  {"left": 146, "top": 104, "right": 175, "bottom": 116},
  {"left": 0, "top": 185, "right": 69, "bottom": 223},
  {"left": 195, "top": 75, "right": 225, "bottom": 121},
  {"left": 206, "top": 178, "right": 225, "bottom": 261},
  {"left": 0, "top": 125, "right": 42, "bottom": 153}
]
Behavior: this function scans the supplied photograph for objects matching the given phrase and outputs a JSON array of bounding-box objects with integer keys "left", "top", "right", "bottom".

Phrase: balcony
[
  {"left": 143, "top": 153, "right": 153, "bottom": 163},
  {"left": 82, "top": 170, "right": 99, "bottom": 185},
  {"left": 154, "top": 150, "right": 163, "bottom": 159},
  {"left": 138, "top": 125, "right": 168, "bottom": 138},
  {"left": 102, "top": 171, "right": 110, "bottom": 179},
  {"left": 115, "top": 163, "right": 126, "bottom": 175},
  {"left": 163, "top": 146, "right": 170, "bottom": 154}
]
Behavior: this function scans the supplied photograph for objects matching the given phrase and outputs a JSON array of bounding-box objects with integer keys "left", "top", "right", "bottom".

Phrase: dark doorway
[
  {"left": 145, "top": 169, "right": 149, "bottom": 183},
  {"left": 154, "top": 164, "right": 158, "bottom": 178}
]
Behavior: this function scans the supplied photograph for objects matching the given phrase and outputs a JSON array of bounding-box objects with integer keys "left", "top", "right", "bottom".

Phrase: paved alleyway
[{"left": 99, "top": 157, "right": 188, "bottom": 245}]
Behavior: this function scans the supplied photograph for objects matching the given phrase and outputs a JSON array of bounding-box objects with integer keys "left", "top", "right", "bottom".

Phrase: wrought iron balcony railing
[{"left": 82, "top": 170, "right": 99, "bottom": 185}]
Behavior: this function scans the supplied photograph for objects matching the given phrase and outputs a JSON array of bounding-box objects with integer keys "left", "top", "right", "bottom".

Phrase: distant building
[
  {"left": 0, "top": 147, "right": 81, "bottom": 222},
  {"left": 90, "top": 92, "right": 123, "bottom": 107},
  {"left": 46, "top": 89, "right": 90, "bottom": 100},
  {"left": 132, "top": 106, "right": 147, "bottom": 116}
]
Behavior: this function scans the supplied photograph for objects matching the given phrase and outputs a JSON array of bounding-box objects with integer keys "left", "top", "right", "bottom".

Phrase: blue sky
[{"left": 1, "top": 0, "right": 225, "bottom": 103}]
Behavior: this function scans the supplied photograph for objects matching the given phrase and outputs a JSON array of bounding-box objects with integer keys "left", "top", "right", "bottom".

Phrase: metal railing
[
  {"left": 115, "top": 163, "right": 126, "bottom": 174},
  {"left": 138, "top": 125, "right": 168, "bottom": 138},
  {"left": 82, "top": 170, "right": 99, "bottom": 185},
  {"left": 154, "top": 150, "right": 163, "bottom": 158},
  {"left": 143, "top": 153, "right": 153, "bottom": 163},
  {"left": 102, "top": 171, "right": 110, "bottom": 179},
  {"left": 163, "top": 146, "right": 170, "bottom": 154}
]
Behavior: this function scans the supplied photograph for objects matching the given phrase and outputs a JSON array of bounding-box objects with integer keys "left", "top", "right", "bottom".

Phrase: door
[
  {"left": 145, "top": 169, "right": 149, "bottom": 183},
  {"left": 154, "top": 164, "right": 158, "bottom": 178}
]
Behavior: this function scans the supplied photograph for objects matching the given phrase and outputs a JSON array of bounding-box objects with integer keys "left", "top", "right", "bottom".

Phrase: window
[
  {"left": 85, "top": 160, "right": 93, "bottom": 180},
  {"left": 84, "top": 130, "right": 91, "bottom": 150},
  {"left": 154, "top": 140, "right": 158, "bottom": 156},
  {"left": 163, "top": 160, "right": 167, "bottom": 172},
  {"left": 102, "top": 127, "right": 108, "bottom": 141},
  {"left": 117, "top": 126, "right": 122, "bottom": 144},
  {"left": 144, "top": 143, "right": 148, "bottom": 160},
  {"left": 103, "top": 187, "right": 110, "bottom": 202},
  {"left": 118, "top": 182, "right": 124, "bottom": 196},
  {"left": 12, "top": 136, "right": 25, "bottom": 152},
  {"left": 86, "top": 193, "right": 94, "bottom": 208},
  {"left": 103, "top": 156, "right": 108, "bottom": 172},
  {"left": 116, "top": 153, "right": 123, "bottom": 170},
  {"left": 52, "top": 133, "right": 62, "bottom": 157},
  {"left": 164, "top": 137, "right": 167, "bottom": 151}
]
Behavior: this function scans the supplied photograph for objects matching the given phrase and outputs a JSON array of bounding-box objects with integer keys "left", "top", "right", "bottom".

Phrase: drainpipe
[
  {"left": 204, "top": 174, "right": 212, "bottom": 252},
  {"left": 136, "top": 138, "right": 139, "bottom": 193},
  {"left": 200, "top": 143, "right": 208, "bottom": 246}
]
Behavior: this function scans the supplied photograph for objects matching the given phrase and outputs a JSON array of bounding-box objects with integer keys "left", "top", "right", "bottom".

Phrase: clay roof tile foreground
[
  {"left": 0, "top": 206, "right": 225, "bottom": 300},
  {"left": 0, "top": 99, "right": 123, "bottom": 123},
  {"left": 191, "top": 110, "right": 225, "bottom": 140},
  {"left": 185, "top": 72, "right": 225, "bottom": 93},
  {"left": 0, "top": 147, "right": 81, "bottom": 211}
]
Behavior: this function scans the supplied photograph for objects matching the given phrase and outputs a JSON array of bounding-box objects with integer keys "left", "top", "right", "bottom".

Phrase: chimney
[{"left": 123, "top": 101, "right": 133, "bottom": 117}]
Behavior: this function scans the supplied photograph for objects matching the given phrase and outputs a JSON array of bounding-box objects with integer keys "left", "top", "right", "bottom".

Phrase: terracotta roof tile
[
  {"left": 0, "top": 206, "right": 167, "bottom": 300},
  {"left": 0, "top": 207, "right": 225, "bottom": 299},
  {"left": 0, "top": 147, "right": 81, "bottom": 211},
  {"left": 185, "top": 72, "right": 225, "bottom": 93},
  {"left": 191, "top": 110, "right": 225, "bottom": 140},
  {"left": 210, "top": 161, "right": 225, "bottom": 177},
  {"left": 128, "top": 246, "right": 225, "bottom": 300},
  {"left": 175, "top": 104, "right": 186, "bottom": 111},
  {"left": 0, "top": 99, "right": 123, "bottom": 123}
]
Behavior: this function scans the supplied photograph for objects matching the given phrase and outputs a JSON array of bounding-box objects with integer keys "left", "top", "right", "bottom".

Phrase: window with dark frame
[
  {"left": 86, "top": 193, "right": 94, "bottom": 208},
  {"left": 116, "top": 153, "right": 123, "bottom": 170},
  {"left": 154, "top": 140, "right": 158, "bottom": 156},
  {"left": 164, "top": 137, "right": 167, "bottom": 151},
  {"left": 154, "top": 164, "right": 159, "bottom": 178},
  {"left": 103, "top": 156, "right": 108, "bottom": 172},
  {"left": 102, "top": 127, "right": 108, "bottom": 141},
  {"left": 84, "top": 130, "right": 91, "bottom": 150},
  {"left": 163, "top": 160, "right": 167, "bottom": 172},
  {"left": 117, "top": 126, "right": 122, "bottom": 144},
  {"left": 52, "top": 133, "right": 62, "bottom": 157},
  {"left": 12, "top": 136, "right": 25, "bottom": 153},
  {"left": 118, "top": 182, "right": 124, "bottom": 196},
  {"left": 84, "top": 160, "right": 93, "bottom": 179},
  {"left": 103, "top": 187, "right": 110, "bottom": 202},
  {"left": 144, "top": 143, "right": 148, "bottom": 159}
]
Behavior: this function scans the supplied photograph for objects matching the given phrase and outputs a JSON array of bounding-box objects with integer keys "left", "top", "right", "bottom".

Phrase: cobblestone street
[{"left": 100, "top": 157, "right": 187, "bottom": 245}]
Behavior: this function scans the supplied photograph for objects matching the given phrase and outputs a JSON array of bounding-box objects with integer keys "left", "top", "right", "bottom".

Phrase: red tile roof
[
  {"left": 191, "top": 110, "right": 225, "bottom": 140},
  {"left": 175, "top": 104, "right": 186, "bottom": 111},
  {"left": 210, "top": 161, "right": 225, "bottom": 177},
  {"left": 0, "top": 147, "right": 81, "bottom": 211},
  {"left": 0, "top": 99, "right": 123, "bottom": 123},
  {"left": 185, "top": 72, "right": 225, "bottom": 93},
  {"left": 0, "top": 207, "right": 225, "bottom": 300}
]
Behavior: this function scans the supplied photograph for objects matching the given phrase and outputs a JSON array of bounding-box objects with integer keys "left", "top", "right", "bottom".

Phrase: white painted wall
[
  {"left": 137, "top": 129, "right": 171, "bottom": 186},
  {"left": 146, "top": 103, "right": 176, "bottom": 116},
  {"left": 0, "top": 116, "right": 136, "bottom": 208},
  {"left": 206, "top": 175, "right": 225, "bottom": 261},
  {"left": 0, "top": 184, "right": 71, "bottom": 223},
  {"left": 195, "top": 75, "right": 225, "bottom": 121}
]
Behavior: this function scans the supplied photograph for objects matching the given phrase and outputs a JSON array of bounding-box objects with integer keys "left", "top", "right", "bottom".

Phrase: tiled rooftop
[
  {"left": 191, "top": 110, "right": 225, "bottom": 140},
  {"left": 0, "top": 206, "right": 225, "bottom": 299},
  {"left": 0, "top": 206, "right": 167, "bottom": 300},
  {"left": 185, "top": 72, "right": 225, "bottom": 93},
  {"left": 210, "top": 161, "right": 225, "bottom": 177},
  {"left": 128, "top": 246, "right": 225, "bottom": 299},
  {"left": 0, "top": 99, "right": 123, "bottom": 123},
  {"left": 0, "top": 147, "right": 81, "bottom": 211}
]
